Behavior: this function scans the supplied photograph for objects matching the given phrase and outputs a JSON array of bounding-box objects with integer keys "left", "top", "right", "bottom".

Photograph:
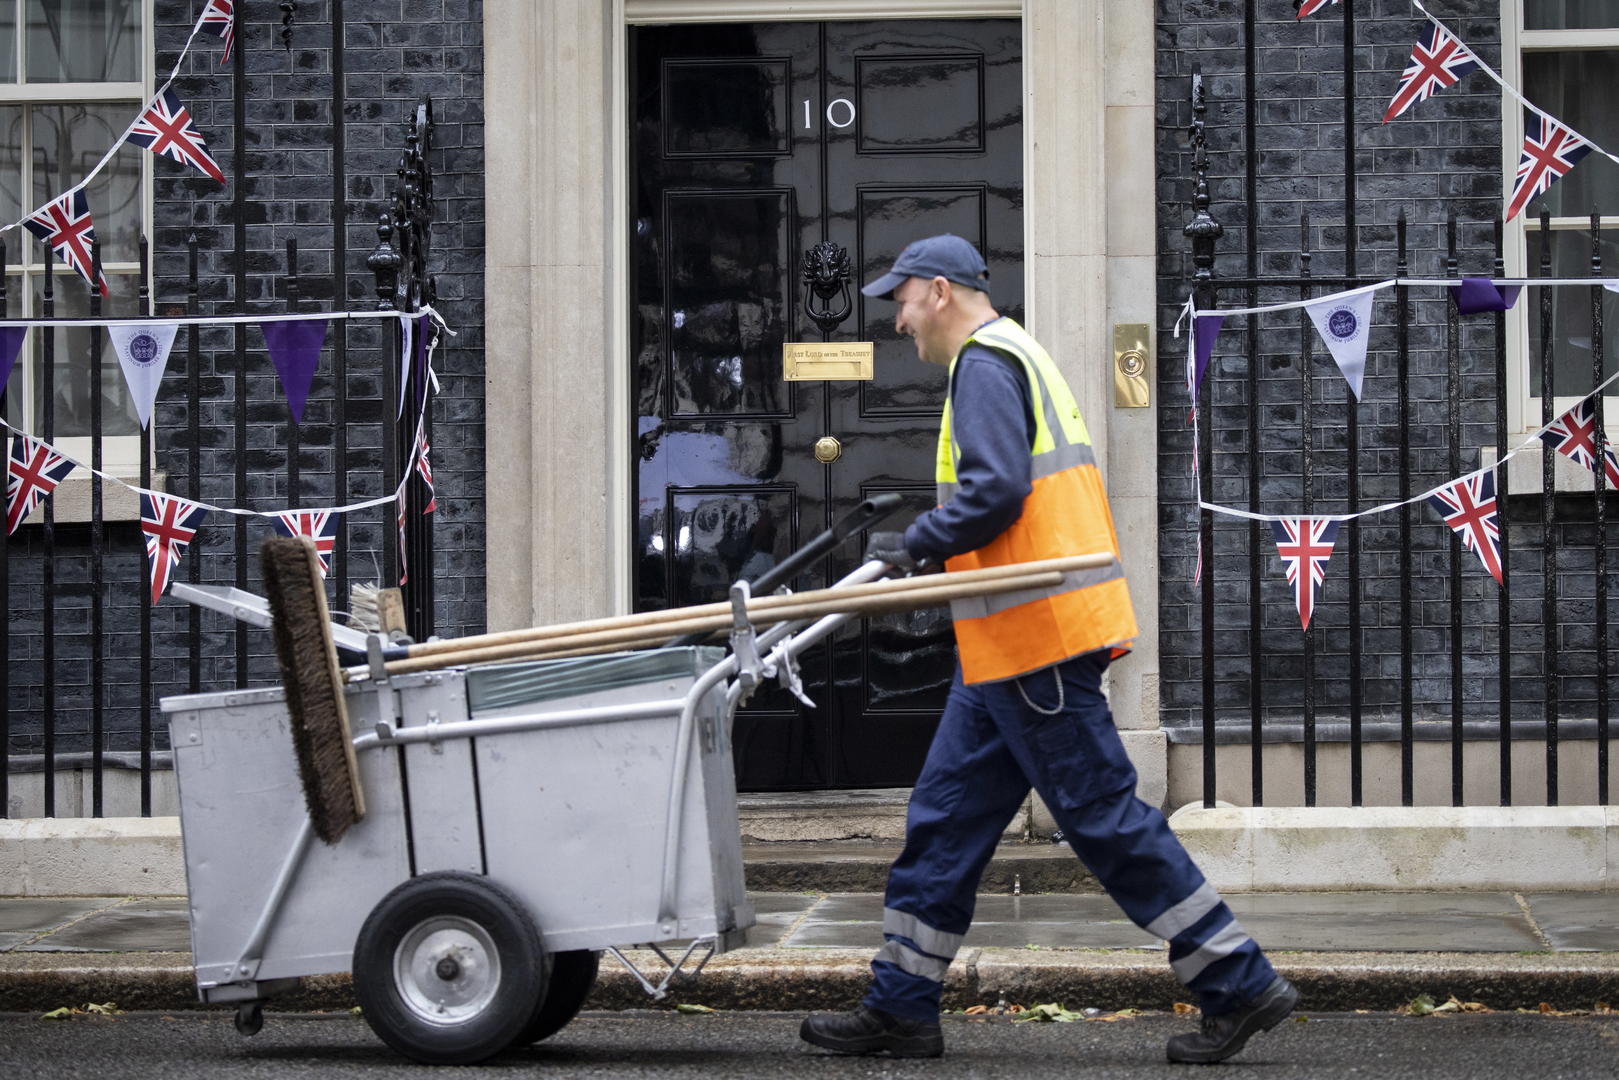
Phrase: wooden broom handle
[
  {"left": 395, "top": 553, "right": 1114, "bottom": 661},
  {"left": 376, "top": 567, "right": 1078, "bottom": 675}
]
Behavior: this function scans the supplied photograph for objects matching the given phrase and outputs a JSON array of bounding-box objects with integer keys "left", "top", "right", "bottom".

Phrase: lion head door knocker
[{"left": 802, "top": 241, "right": 852, "bottom": 337}]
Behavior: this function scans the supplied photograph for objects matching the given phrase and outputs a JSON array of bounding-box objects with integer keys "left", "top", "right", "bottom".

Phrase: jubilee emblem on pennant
[
  {"left": 1540, "top": 398, "right": 1619, "bottom": 488},
  {"left": 1383, "top": 22, "right": 1479, "bottom": 123},
  {"left": 271, "top": 510, "right": 339, "bottom": 576},
  {"left": 24, "top": 190, "right": 108, "bottom": 297},
  {"left": 1508, "top": 114, "right": 1593, "bottom": 222},
  {"left": 201, "top": 0, "right": 237, "bottom": 65},
  {"left": 1425, "top": 472, "right": 1504, "bottom": 585},
  {"left": 141, "top": 492, "right": 209, "bottom": 604},
  {"left": 1304, "top": 289, "right": 1374, "bottom": 399},
  {"left": 7, "top": 435, "right": 77, "bottom": 535},
  {"left": 127, "top": 88, "right": 226, "bottom": 185},
  {"left": 1271, "top": 517, "right": 1340, "bottom": 630},
  {"left": 107, "top": 322, "right": 180, "bottom": 429}
]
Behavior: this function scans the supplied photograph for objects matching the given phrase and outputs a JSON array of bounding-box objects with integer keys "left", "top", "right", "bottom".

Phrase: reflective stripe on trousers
[{"left": 863, "top": 652, "right": 1276, "bottom": 1022}]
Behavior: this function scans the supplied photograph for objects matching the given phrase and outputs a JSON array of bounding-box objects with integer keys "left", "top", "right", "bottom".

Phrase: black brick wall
[
  {"left": 1154, "top": 1, "right": 1619, "bottom": 739},
  {"left": 3, "top": 1, "right": 483, "bottom": 764}
]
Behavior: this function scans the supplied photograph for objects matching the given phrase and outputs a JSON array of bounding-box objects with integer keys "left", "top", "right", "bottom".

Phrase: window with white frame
[
  {"left": 0, "top": 0, "right": 150, "bottom": 465},
  {"left": 1504, "top": 0, "right": 1619, "bottom": 439}
]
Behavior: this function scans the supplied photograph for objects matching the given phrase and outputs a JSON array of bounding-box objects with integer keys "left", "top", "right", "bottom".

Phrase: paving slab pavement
[{"left": 2, "top": 890, "right": 1616, "bottom": 1015}]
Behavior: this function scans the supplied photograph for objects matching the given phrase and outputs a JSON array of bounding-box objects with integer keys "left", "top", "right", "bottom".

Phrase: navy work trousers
[{"left": 864, "top": 651, "right": 1276, "bottom": 1021}]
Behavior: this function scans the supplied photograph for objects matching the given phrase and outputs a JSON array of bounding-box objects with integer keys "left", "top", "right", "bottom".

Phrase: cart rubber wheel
[
  {"left": 353, "top": 872, "right": 548, "bottom": 1065},
  {"left": 233, "top": 1001, "right": 264, "bottom": 1037},
  {"left": 512, "top": 949, "right": 601, "bottom": 1045}
]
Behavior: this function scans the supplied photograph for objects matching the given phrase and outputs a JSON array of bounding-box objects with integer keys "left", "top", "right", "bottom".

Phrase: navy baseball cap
[{"left": 861, "top": 234, "right": 990, "bottom": 299}]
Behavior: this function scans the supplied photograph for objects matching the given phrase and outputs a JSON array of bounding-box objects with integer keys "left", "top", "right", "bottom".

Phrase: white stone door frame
[{"left": 483, "top": 0, "right": 1161, "bottom": 736}]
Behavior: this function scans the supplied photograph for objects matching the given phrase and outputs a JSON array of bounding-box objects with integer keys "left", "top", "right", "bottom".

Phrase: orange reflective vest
[{"left": 936, "top": 317, "right": 1137, "bottom": 684}]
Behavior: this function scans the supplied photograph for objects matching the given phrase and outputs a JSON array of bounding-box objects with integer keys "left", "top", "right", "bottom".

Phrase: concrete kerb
[
  {"left": 3, "top": 948, "right": 1618, "bottom": 1016},
  {"left": 7, "top": 806, "right": 1619, "bottom": 898}
]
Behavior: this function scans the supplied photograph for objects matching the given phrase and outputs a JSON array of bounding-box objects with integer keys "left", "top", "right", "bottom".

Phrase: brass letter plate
[{"left": 783, "top": 342, "right": 875, "bottom": 381}]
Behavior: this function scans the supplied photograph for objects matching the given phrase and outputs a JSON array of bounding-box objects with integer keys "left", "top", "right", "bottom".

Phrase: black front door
[{"left": 630, "top": 19, "right": 1023, "bottom": 790}]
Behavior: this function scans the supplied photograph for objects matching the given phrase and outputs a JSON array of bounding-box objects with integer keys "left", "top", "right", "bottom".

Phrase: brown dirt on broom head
[{"left": 261, "top": 536, "right": 358, "bottom": 844}]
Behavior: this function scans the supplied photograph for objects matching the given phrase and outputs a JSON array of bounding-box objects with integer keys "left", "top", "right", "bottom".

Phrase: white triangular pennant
[
  {"left": 1304, "top": 290, "right": 1374, "bottom": 400},
  {"left": 107, "top": 322, "right": 180, "bottom": 428}
]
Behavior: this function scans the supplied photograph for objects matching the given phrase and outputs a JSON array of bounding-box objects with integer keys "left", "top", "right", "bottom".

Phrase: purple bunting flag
[
  {"left": 261, "top": 318, "right": 329, "bottom": 423},
  {"left": 0, "top": 326, "right": 25, "bottom": 392},
  {"left": 1451, "top": 277, "right": 1522, "bottom": 315},
  {"left": 1192, "top": 314, "right": 1224, "bottom": 397}
]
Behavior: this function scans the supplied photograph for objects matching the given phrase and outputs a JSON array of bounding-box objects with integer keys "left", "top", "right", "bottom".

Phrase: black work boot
[
  {"left": 1166, "top": 975, "right": 1299, "bottom": 1064},
  {"left": 799, "top": 1003, "right": 944, "bottom": 1058}
]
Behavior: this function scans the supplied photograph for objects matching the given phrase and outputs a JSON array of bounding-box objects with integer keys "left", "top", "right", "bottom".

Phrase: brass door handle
[{"left": 814, "top": 436, "right": 843, "bottom": 464}]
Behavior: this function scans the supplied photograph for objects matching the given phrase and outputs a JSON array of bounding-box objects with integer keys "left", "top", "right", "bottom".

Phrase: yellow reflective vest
[{"left": 936, "top": 317, "right": 1138, "bottom": 684}]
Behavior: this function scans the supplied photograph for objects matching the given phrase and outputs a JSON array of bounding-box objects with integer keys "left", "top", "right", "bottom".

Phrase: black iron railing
[
  {"left": 0, "top": 98, "right": 438, "bottom": 820},
  {"left": 1179, "top": 65, "right": 1613, "bottom": 809}
]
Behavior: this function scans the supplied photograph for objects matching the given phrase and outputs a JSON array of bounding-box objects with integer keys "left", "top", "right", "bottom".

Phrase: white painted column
[{"left": 484, "top": 0, "right": 620, "bottom": 630}]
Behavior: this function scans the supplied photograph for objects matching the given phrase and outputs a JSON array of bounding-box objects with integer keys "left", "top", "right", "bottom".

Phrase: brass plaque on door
[{"left": 783, "top": 342, "right": 874, "bottom": 381}]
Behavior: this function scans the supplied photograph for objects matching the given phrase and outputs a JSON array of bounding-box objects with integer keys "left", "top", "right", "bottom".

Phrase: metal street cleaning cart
[{"left": 161, "top": 496, "right": 1106, "bottom": 1064}]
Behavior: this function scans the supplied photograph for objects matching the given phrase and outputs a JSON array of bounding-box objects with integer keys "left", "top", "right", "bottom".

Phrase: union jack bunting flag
[
  {"left": 1383, "top": 22, "right": 1479, "bottom": 123},
  {"left": 1508, "top": 114, "right": 1594, "bottom": 222},
  {"left": 396, "top": 494, "right": 409, "bottom": 586},
  {"left": 1425, "top": 472, "right": 1504, "bottom": 585},
  {"left": 1540, "top": 398, "right": 1619, "bottom": 488},
  {"left": 23, "top": 190, "right": 108, "bottom": 297},
  {"left": 7, "top": 436, "right": 77, "bottom": 535},
  {"left": 1541, "top": 397, "right": 1606, "bottom": 472},
  {"left": 127, "top": 88, "right": 225, "bottom": 185},
  {"left": 201, "top": 0, "right": 236, "bottom": 65},
  {"left": 1271, "top": 517, "right": 1340, "bottom": 631},
  {"left": 415, "top": 434, "right": 437, "bottom": 514},
  {"left": 141, "top": 492, "right": 209, "bottom": 605},
  {"left": 271, "top": 510, "right": 339, "bottom": 576},
  {"left": 1295, "top": 0, "right": 1339, "bottom": 17}
]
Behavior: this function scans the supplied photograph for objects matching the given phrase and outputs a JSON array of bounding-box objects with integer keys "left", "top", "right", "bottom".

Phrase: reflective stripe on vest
[{"left": 934, "top": 317, "right": 1138, "bottom": 684}]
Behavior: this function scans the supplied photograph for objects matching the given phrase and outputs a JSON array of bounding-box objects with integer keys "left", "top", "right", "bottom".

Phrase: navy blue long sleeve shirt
[{"left": 904, "top": 339, "right": 1036, "bottom": 562}]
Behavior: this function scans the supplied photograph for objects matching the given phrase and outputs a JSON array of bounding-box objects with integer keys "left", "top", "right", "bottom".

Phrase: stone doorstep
[{"left": 5, "top": 805, "right": 1619, "bottom": 897}]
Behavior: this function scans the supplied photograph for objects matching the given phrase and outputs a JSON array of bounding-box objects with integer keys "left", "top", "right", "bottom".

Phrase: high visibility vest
[{"left": 936, "top": 317, "right": 1137, "bottom": 684}]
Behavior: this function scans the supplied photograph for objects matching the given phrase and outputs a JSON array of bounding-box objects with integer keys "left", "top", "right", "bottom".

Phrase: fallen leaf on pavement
[
  {"left": 964, "top": 1005, "right": 990, "bottom": 1015},
  {"left": 675, "top": 1003, "right": 716, "bottom": 1015},
  {"left": 40, "top": 1008, "right": 72, "bottom": 1020},
  {"left": 1014, "top": 1002, "right": 1083, "bottom": 1023},
  {"left": 1405, "top": 993, "right": 1436, "bottom": 1016},
  {"left": 1173, "top": 1002, "right": 1197, "bottom": 1015}
]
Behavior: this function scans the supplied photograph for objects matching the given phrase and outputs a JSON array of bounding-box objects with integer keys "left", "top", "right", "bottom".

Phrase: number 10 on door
[{"left": 805, "top": 98, "right": 855, "bottom": 130}]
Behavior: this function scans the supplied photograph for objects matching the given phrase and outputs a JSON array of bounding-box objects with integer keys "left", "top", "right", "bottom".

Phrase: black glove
[{"left": 866, "top": 530, "right": 917, "bottom": 570}]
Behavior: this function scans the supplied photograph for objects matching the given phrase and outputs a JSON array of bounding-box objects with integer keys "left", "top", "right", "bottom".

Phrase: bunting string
[
  {"left": 1407, "top": 0, "right": 1619, "bottom": 169},
  {"left": 1195, "top": 366, "right": 1619, "bottom": 525},
  {"left": 0, "top": 2, "right": 235, "bottom": 238}
]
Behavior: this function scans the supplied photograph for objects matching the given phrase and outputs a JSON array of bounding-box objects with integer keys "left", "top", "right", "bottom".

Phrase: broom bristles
[{"left": 262, "top": 536, "right": 365, "bottom": 844}]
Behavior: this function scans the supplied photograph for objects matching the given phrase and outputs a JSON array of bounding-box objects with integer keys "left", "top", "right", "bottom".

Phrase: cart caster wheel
[
  {"left": 513, "top": 949, "right": 600, "bottom": 1045},
  {"left": 234, "top": 1002, "right": 264, "bottom": 1037},
  {"left": 353, "top": 872, "right": 549, "bottom": 1065}
]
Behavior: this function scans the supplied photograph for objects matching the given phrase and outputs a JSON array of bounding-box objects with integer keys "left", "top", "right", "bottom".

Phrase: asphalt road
[{"left": 1, "top": 1009, "right": 1616, "bottom": 1078}]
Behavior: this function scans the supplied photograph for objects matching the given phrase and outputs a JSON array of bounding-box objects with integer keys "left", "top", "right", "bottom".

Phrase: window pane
[
  {"left": 25, "top": 0, "right": 140, "bottom": 83},
  {"left": 1520, "top": 50, "right": 1619, "bottom": 216},
  {"left": 30, "top": 104, "right": 141, "bottom": 262},
  {"left": 0, "top": 4, "right": 16, "bottom": 82},
  {"left": 1526, "top": 1, "right": 1619, "bottom": 30},
  {"left": 0, "top": 106, "right": 19, "bottom": 232},
  {"left": 29, "top": 273, "right": 141, "bottom": 437},
  {"left": 1526, "top": 227, "right": 1619, "bottom": 397}
]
